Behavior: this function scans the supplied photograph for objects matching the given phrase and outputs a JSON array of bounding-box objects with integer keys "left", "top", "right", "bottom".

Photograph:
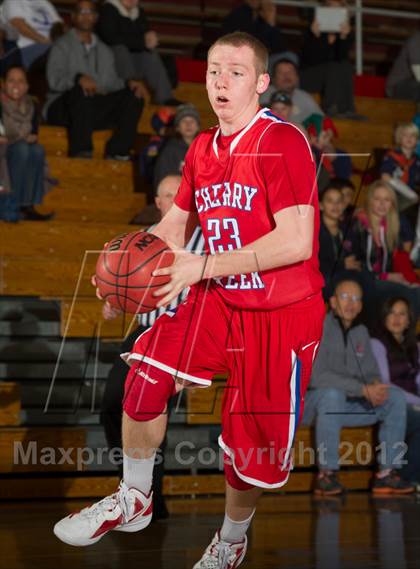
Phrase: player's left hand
[{"left": 152, "top": 251, "right": 207, "bottom": 308}]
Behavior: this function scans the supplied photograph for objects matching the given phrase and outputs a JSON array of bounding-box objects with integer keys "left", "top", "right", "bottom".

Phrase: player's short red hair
[{"left": 208, "top": 32, "right": 269, "bottom": 77}]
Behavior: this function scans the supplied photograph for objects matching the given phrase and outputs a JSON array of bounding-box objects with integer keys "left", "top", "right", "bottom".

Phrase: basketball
[{"left": 95, "top": 230, "right": 175, "bottom": 314}]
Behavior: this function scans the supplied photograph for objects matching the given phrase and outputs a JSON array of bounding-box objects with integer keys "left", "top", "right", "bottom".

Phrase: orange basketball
[{"left": 95, "top": 231, "right": 174, "bottom": 314}]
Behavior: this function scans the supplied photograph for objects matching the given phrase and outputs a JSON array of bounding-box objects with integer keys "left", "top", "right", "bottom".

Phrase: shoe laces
[
  {"left": 80, "top": 482, "right": 132, "bottom": 523},
  {"left": 200, "top": 537, "right": 240, "bottom": 569}
]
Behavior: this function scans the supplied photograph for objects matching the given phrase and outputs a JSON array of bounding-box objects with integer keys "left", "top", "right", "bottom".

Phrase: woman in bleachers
[
  {"left": 0, "top": 66, "right": 52, "bottom": 221},
  {"left": 380, "top": 123, "right": 420, "bottom": 212},
  {"left": 96, "top": 0, "right": 179, "bottom": 105},
  {"left": 347, "top": 180, "right": 420, "bottom": 317},
  {"left": 371, "top": 297, "right": 420, "bottom": 488}
]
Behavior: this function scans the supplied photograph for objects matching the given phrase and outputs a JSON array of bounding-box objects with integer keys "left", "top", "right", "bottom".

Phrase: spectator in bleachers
[
  {"left": 301, "top": 278, "right": 414, "bottom": 496},
  {"left": 0, "top": 10, "right": 21, "bottom": 75},
  {"left": 260, "top": 56, "right": 323, "bottom": 123},
  {"left": 380, "top": 123, "right": 420, "bottom": 212},
  {"left": 44, "top": 0, "right": 144, "bottom": 159},
  {"left": 347, "top": 180, "right": 420, "bottom": 317},
  {"left": 300, "top": 0, "right": 358, "bottom": 119},
  {"left": 318, "top": 184, "right": 361, "bottom": 298},
  {"left": 332, "top": 176, "right": 356, "bottom": 227},
  {"left": 372, "top": 297, "right": 420, "bottom": 488},
  {"left": 221, "top": 0, "right": 284, "bottom": 56},
  {"left": 0, "top": 65, "right": 53, "bottom": 222},
  {"left": 97, "top": 0, "right": 179, "bottom": 105},
  {"left": 1, "top": 0, "right": 62, "bottom": 70},
  {"left": 386, "top": 31, "right": 420, "bottom": 102},
  {"left": 304, "top": 113, "right": 353, "bottom": 180},
  {"left": 153, "top": 103, "right": 200, "bottom": 190},
  {"left": 0, "top": 137, "right": 12, "bottom": 212},
  {"left": 269, "top": 90, "right": 292, "bottom": 121}
]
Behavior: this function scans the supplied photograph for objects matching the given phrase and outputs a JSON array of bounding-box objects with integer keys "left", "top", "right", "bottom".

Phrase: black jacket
[
  {"left": 97, "top": 3, "right": 150, "bottom": 53},
  {"left": 301, "top": 28, "right": 353, "bottom": 68},
  {"left": 221, "top": 4, "right": 284, "bottom": 54}
]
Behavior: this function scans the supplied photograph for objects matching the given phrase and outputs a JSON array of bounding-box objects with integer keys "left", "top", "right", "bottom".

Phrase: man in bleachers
[
  {"left": 43, "top": 0, "right": 144, "bottom": 159},
  {"left": 301, "top": 278, "right": 414, "bottom": 496},
  {"left": 260, "top": 56, "right": 323, "bottom": 123}
]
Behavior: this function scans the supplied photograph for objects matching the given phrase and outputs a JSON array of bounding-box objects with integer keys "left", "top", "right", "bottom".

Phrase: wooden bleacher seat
[
  {"left": 60, "top": 298, "right": 137, "bottom": 338},
  {"left": 0, "top": 383, "right": 21, "bottom": 427},
  {"left": 0, "top": 426, "right": 86, "bottom": 473}
]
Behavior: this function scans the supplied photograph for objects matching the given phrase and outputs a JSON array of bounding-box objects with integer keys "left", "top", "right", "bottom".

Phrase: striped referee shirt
[{"left": 138, "top": 226, "right": 205, "bottom": 328}]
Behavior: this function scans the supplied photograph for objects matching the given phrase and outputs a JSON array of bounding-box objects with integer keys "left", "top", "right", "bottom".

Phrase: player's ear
[{"left": 256, "top": 72, "right": 270, "bottom": 96}]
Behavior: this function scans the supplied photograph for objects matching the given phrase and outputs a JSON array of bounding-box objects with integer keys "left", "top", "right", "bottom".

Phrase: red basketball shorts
[{"left": 123, "top": 282, "right": 325, "bottom": 489}]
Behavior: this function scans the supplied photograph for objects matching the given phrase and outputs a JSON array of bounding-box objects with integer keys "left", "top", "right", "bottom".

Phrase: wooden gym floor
[{"left": 1, "top": 493, "right": 419, "bottom": 569}]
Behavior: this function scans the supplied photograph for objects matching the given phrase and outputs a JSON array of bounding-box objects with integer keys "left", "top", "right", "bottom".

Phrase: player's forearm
[
  {"left": 204, "top": 231, "right": 310, "bottom": 279},
  {"left": 151, "top": 204, "right": 196, "bottom": 249},
  {"left": 203, "top": 205, "right": 314, "bottom": 279}
]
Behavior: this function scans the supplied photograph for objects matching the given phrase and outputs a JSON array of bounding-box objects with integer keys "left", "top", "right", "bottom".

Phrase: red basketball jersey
[{"left": 175, "top": 108, "right": 324, "bottom": 309}]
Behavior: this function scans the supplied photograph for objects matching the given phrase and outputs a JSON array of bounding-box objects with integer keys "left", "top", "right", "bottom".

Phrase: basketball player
[{"left": 54, "top": 32, "right": 325, "bottom": 568}]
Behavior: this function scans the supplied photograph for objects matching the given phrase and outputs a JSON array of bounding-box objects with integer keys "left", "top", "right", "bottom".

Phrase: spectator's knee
[
  {"left": 7, "top": 140, "right": 30, "bottom": 159},
  {"left": 386, "top": 386, "right": 407, "bottom": 410},
  {"left": 29, "top": 143, "right": 45, "bottom": 159},
  {"left": 317, "top": 387, "right": 346, "bottom": 409}
]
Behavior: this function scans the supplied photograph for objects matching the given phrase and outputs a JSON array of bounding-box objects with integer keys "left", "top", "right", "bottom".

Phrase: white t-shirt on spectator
[{"left": 3, "top": 0, "right": 61, "bottom": 48}]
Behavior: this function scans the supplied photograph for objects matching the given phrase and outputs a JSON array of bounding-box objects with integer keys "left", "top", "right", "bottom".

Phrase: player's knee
[
  {"left": 123, "top": 362, "right": 176, "bottom": 422},
  {"left": 224, "top": 455, "right": 255, "bottom": 491}
]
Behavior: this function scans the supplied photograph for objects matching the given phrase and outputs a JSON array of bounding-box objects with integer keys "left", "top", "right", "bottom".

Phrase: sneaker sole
[
  {"left": 314, "top": 488, "right": 344, "bottom": 496},
  {"left": 114, "top": 512, "right": 153, "bottom": 533},
  {"left": 372, "top": 487, "right": 415, "bottom": 495}
]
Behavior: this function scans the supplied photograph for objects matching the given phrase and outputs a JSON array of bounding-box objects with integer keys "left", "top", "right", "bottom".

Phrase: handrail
[{"left": 273, "top": 0, "right": 420, "bottom": 74}]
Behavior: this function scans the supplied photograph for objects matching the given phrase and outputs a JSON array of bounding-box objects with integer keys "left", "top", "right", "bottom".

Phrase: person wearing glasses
[{"left": 301, "top": 278, "right": 414, "bottom": 496}]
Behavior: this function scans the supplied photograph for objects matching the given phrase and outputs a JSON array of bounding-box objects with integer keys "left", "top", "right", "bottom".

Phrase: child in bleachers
[
  {"left": 153, "top": 103, "right": 200, "bottom": 190},
  {"left": 304, "top": 113, "right": 353, "bottom": 181},
  {"left": 318, "top": 184, "right": 361, "bottom": 297},
  {"left": 380, "top": 123, "right": 420, "bottom": 212},
  {"left": 0, "top": 65, "right": 53, "bottom": 221},
  {"left": 270, "top": 90, "right": 292, "bottom": 121}
]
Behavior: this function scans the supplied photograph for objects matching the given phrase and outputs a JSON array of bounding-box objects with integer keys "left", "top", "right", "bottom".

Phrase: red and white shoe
[
  {"left": 53, "top": 481, "right": 153, "bottom": 547},
  {"left": 193, "top": 531, "right": 248, "bottom": 569}
]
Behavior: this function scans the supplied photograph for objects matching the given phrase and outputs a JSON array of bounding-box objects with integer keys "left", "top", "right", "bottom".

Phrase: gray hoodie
[
  {"left": 44, "top": 28, "right": 125, "bottom": 114},
  {"left": 309, "top": 312, "right": 380, "bottom": 397}
]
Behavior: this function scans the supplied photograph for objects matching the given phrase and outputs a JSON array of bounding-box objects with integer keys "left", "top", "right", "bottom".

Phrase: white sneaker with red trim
[
  {"left": 53, "top": 481, "right": 153, "bottom": 546},
  {"left": 193, "top": 531, "right": 248, "bottom": 569}
]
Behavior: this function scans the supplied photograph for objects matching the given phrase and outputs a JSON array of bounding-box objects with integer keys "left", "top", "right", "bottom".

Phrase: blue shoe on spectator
[
  {"left": 372, "top": 470, "right": 415, "bottom": 495},
  {"left": 314, "top": 470, "right": 345, "bottom": 496}
]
